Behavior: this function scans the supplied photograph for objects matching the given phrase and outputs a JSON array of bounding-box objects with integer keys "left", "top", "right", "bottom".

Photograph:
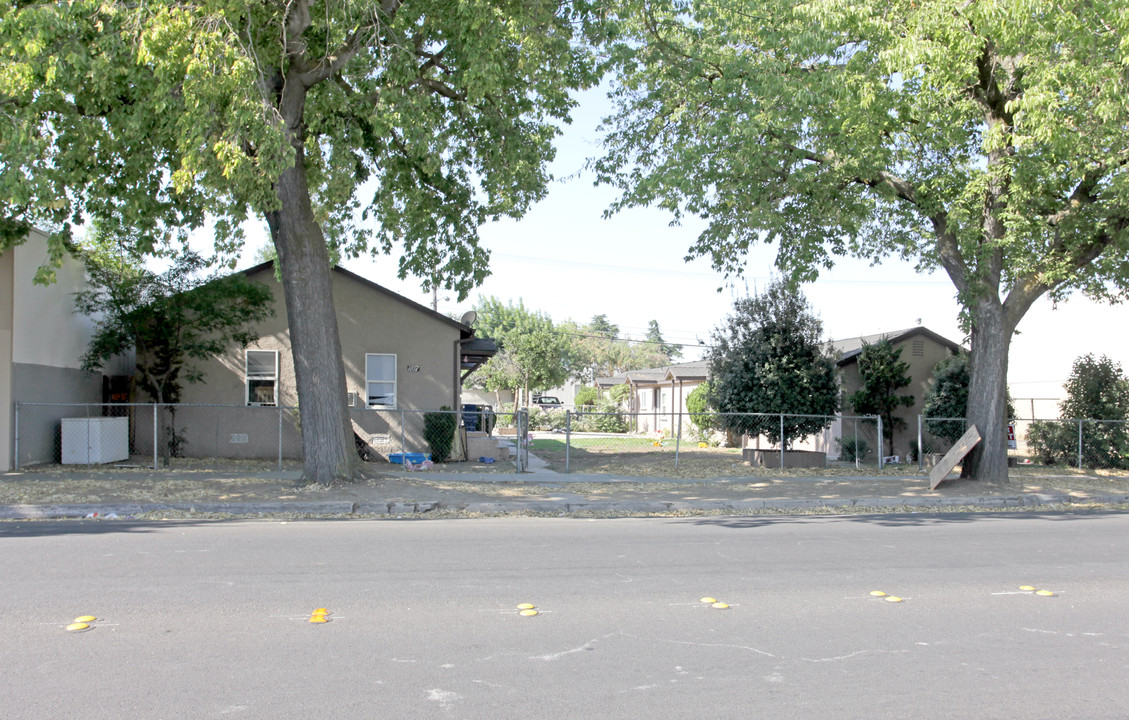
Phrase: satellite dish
[{"left": 460, "top": 310, "right": 477, "bottom": 327}]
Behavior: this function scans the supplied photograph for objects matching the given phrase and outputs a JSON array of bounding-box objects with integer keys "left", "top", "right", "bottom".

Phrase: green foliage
[
  {"left": 598, "top": 0, "right": 1129, "bottom": 480},
  {"left": 573, "top": 386, "right": 598, "bottom": 407},
  {"left": 1059, "top": 355, "right": 1129, "bottom": 423},
  {"left": 2, "top": 0, "right": 605, "bottom": 290},
  {"left": 1030, "top": 354, "right": 1129, "bottom": 468},
  {"left": 529, "top": 407, "right": 568, "bottom": 432},
  {"left": 835, "top": 436, "right": 870, "bottom": 463},
  {"left": 73, "top": 228, "right": 274, "bottom": 404},
  {"left": 685, "top": 382, "right": 718, "bottom": 432},
  {"left": 923, "top": 353, "right": 1015, "bottom": 443},
  {"left": 848, "top": 340, "right": 915, "bottom": 455},
  {"left": 707, "top": 280, "right": 839, "bottom": 448},
  {"left": 423, "top": 407, "right": 458, "bottom": 463},
  {"left": 2, "top": 0, "right": 606, "bottom": 483},
  {"left": 645, "top": 319, "right": 681, "bottom": 361},
  {"left": 1026, "top": 421, "right": 1076, "bottom": 466},
  {"left": 471, "top": 297, "right": 570, "bottom": 398},
  {"left": 575, "top": 403, "right": 629, "bottom": 433},
  {"left": 562, "top": 316, "right": 670, "bottom": 384}
]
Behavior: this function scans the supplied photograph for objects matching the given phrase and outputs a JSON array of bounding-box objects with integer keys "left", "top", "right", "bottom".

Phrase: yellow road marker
[
  {"left": 73, "top": 615, "right": 97, "bottom": 623},
  {"left": 312, "top": 608, "right": 330, "bottom": 615},
  {"left": 869, "top": 591, "right": 887, "bottom": 597},
  {"left": 1019, "top": 586, "right": 1036, "bottom": 591},
  {"left": 699, "top": 597, "right": 717, "bottom": 604},
  {"left": 308, "top": 616, "right": 329, "bottom": 623},
  {"left": 66, "top": 622, "right": 91, "bottom": 632},
  {"left": 884, "top": 596, "right": 904, "bottom": 603},
  {"left": 1035, "top": 590, "right": 1055, "bottom": 597},
  {"left": 711, "top": 602, "right": 730, "bottom": 609},
  {"left": 519, "top": 609, "right": 540, "bottom": 617},
  {"left": 516, "top": 603, "right": 536, "bottom": 610}
]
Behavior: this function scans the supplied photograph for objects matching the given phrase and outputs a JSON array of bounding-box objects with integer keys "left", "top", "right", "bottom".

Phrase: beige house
[
  {"left": 151, "top": 262, "right": 494, "bottom": 461},
  {"left": 596, "top": 360, "right": 710, "bottom": 435},
  {"left": 834, "top": 326, "right": 963, "bottom": 457},
  {"left": 596, "top": 327, "right": 964, "bottom": 458},
  {"left": 2, "top": 228, "right": 112, "bottom": 470}
]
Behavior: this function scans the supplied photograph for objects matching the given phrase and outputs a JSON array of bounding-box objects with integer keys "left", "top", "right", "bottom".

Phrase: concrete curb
[{"left": 2, "top": 492, "right": 1128, "bottom": 520}]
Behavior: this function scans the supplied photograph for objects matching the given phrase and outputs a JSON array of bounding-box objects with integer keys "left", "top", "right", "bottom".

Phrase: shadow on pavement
[{"left": 676, "top": 508, "right": 1129, "bottom": 529}]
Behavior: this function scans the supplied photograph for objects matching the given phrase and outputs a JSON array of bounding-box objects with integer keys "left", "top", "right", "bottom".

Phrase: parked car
[{"left": 533, "top": 396, "right": 563, "bottom": 408}]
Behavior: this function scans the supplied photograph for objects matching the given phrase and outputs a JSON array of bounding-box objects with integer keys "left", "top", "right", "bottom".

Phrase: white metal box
[{"left": 61, "top": 417, "right": 129, "bottom": 464}]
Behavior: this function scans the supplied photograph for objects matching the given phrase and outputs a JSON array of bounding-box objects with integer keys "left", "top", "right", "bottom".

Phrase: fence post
[
  {"left": 849, "top": 418, "right": 856, "bottom": 469},
  {"left": 565, "top": 410, "right": 571, "bottom": 475},
  {"left": 515, "top": 409, "right": 525, "bottom": 473},
  {"left": 1077, "top": 419, "right": 1083, "bottom": 470},
  {"left": 277, "top": 406, "right": 283, "bottom": 472},
  {"left": 779, "top": 413, "right": 784, "bottom": 469},
  {"left": 917, "top": 415, "right": 923, "bottom": 473},
  {"left": 152, "top": 404, "right": 159, "bottom": 470},
  {"left": 675, "top": 412, "right": 682, "bottom": 469},
  {"left": 13, "top": 402, "right": 19, "bottom": 470},
  {"left": 878, "top": 416, "right": 884, "bottom": 469}
]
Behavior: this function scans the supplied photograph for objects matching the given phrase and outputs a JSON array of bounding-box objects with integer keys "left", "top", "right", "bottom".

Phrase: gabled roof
[
  {"left": 594, "top": 327, "right": 964, "bottom": 386},
  {"left": 829, "top": 326, "right": 964, "bottom": 365},
  {"left": 596, "top": 359, "right": 710, "bottom": 387},
  {"left": 242, "top": 260, "right": 475, "bottom": 338}
]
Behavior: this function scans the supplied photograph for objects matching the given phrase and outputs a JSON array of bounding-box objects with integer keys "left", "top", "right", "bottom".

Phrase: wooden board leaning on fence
[{"left": 929, "top": 425, "right": 981, "bottom": 490}]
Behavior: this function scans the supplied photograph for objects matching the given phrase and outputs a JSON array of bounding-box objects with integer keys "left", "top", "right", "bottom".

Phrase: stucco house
[
  {"left": 596, "top": 327, "right": 964, "bottom": 458},
  {"left": 596, "top": 359, "right": 710, "bottom": 435},
  {"left": 146, "top": 261, "right": 495, "bottom": 461},
  {"left": 2, "top": 228, "right": 120, "bottom": 470}
]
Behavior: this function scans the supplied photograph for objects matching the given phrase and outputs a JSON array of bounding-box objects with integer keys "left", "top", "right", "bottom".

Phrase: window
[
  {"left": 246, "top": 350, "right": 278, "bottom": 406},
  {"left": 366, "top": 353, "right": 397, "bottom": 409}
]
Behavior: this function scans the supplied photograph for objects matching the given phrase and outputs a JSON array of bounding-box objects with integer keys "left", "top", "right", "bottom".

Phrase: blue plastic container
[{"left": 388, "top": 452, "right": 431, "bottom": 465}]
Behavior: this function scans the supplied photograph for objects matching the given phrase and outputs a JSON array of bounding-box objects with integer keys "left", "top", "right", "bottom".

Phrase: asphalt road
[{"left": 3, "top": 511, "right": 1128, "bottom": 719}]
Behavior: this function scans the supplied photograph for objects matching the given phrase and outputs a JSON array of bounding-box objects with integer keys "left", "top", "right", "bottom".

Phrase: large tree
[
  {"left": 1, "top": 0, "right": 603, "bottom": 483},
  {"left": 597, "top": 0, "right": 1129, "bottom": 482}
]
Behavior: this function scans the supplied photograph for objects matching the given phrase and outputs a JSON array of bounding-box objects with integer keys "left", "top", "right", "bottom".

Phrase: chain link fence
[
  {"left": 522, "top": 410, "right": 884, "bottom": 475},
  {"left": 1018, "top": 418, "right": 1129, "bottom": 470},
  {"left": 14, "top": 403, "right": 531, "bottom": 472}
]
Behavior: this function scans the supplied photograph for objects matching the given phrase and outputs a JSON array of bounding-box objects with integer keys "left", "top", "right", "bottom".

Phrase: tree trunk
[
  {"left": 265, "top": 154, "right": 356, "bottom": 485},
  {"left": 961, "top": 297, "right": 1011, "bottom": 483}
]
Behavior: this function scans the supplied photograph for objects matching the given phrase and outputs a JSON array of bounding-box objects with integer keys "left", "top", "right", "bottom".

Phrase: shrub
[
  {"left": 573, "top": 386, "right": 598, "bottom": 407},
  {"left": 529, "top": 407, "right": 567, "bottom": 432},
  {"left": 1027, "top": 421, "right": 1076, "bottom": 466},
  {"left": 836, "top": 435, "right": 870, "bottom": 462},
  {"left": 686, "top": 382, "right": 718, "bottom": 433},
  {"left": 423, "top": 406, "right": 458, "bottom": 462}
]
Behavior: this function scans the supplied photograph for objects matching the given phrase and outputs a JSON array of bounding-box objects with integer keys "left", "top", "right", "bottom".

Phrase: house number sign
[{"left": 406, "top": 365, "right": 421, "bottom": 372}]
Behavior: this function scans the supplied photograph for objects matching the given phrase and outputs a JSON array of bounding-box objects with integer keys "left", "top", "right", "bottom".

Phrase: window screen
[
  {"left": 366, "top": 353, "right": 397, "bottom": 409},
  {"left": 246, "top": 350, "right": 278, "bottom": 405}
]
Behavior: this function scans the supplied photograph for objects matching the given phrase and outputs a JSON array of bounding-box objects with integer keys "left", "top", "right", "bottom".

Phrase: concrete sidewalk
[{"left": 3, "top": 465, "right": 1129, "bottom": 520}]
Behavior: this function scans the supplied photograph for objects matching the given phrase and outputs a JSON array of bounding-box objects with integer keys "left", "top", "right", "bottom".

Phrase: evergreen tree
[
  {"left": 707, "top": 280, "right": 839, "bottom": 449},
  {"left": 848, "top": 340, "right": 915, "bottom": 456}
]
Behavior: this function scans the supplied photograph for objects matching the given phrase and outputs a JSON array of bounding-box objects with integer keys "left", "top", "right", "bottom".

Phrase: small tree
[
  {"left": 75, "top": 243, "right": 274, "bottom": 404},
  {"left": 75, "top": 235, "right": 274, "bottom": 460},
  {"left": 707, "top": 280, "right": 839, "bottom": 449},
  {"left": 471, "top": 297, "right": 570, "bottom": 407},
  {"left": 645, "top": 320, "right": 682, "bottom": 362},
  {"left": 922, "top": 353, "right": 972, "bottom": 444},
  {"left": 848, "top": 340, "right": 915, "bottom": 456}
]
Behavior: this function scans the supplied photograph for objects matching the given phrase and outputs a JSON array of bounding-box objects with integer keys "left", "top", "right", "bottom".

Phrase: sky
[{"left": 231, "top": 86, "right": 1128, "bottom": 405}]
